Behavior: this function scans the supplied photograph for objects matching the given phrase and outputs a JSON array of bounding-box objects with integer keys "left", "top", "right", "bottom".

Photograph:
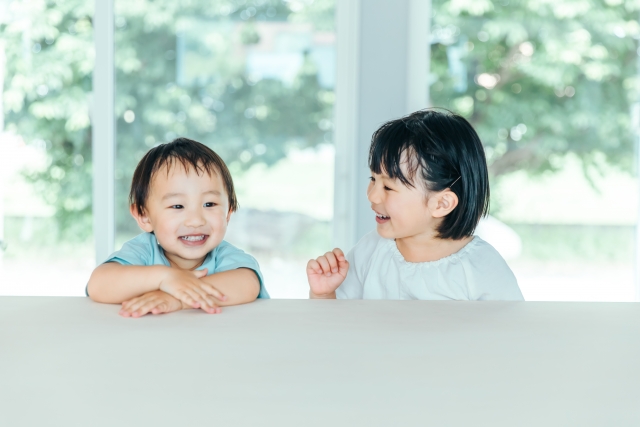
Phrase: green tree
[
  {"left": 1, "top": 0, "right": 335, "bottom": 239},
  {"left": 431, "top": 0, "right": 640, "bottom": 179},
  {"left": 2, "top": 0, "right": 94, "bottom": 238}
]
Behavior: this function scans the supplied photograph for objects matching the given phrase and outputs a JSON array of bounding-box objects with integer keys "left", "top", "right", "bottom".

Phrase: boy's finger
[
  {"left": 200, "top": 293, "right": 218, "bottom": 309},
  {"left": 185, "top": 286, "right": 210, "bottom": 307},
  {"left": 129, "top": 298, "right": 157, "bottom": 317},
  {"left": 134, "top": 300, "right": 159, "bottom": 317},
  {"left": 177, "top": 291, "right": 199, "bottom": 308},
  {"left": 201, "top": 283, "right": 226, "bottom": 301},
  {"left": 125, "top": 299, "right": 147, "bottom": 314},
  {"left": 200, "top": 302, "right": 219, "bottom": 314},
  {"left": 333, "top": 248, "right": 345, "bottom": 260},
  {"left": 188, "top": 284, "right": 214, "bottom": 305},
  {"left": 316, "top": 256, "right": 332, "bottom": 275},
  {"left": 324, "top": 251, "right": 339, "bottom": 272},
  {"left": 151, "top": 302, "right": 170, "bottom": 314},
  {"left": 121, "top": 298, "right": 138, "bottom": 311},
  {"left": 193, "top": 268, "right": 208, "bottom": 278},
  {"left": 207, "top": 305, "right": 222, "bottom": 314}
]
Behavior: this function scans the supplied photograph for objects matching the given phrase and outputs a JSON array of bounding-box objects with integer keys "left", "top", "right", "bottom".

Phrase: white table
[{"left": 1, "top": 298, "right": 639, "bottom": 426}]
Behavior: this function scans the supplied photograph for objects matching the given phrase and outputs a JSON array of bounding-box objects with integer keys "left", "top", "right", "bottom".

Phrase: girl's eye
[
  {"left": 204, "top": 202, "right": 216, "bottom": 207},
  {"left": 369, "top": 176, "right": 375, "bottom": 182},
  {"left": 170, "top": 205, "right": 183, "bottom": 209},
  {"left": 384, "top": 186, "right": 392, "bottom": 191}
]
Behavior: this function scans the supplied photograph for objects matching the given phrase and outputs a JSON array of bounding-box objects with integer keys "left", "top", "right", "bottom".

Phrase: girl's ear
[
  {"left": 431, "top": 189, "right": 459, "bottom": 218},
  {"left": 130, "top": 204, "right": 154, "bottom": 233},
  {"left": 226, "top": 209, "right": 233, "bottom": 223}
]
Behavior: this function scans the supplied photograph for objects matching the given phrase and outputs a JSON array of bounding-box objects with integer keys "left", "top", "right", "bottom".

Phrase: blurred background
[{"left": 1, "top": 0, "right": 639, "bottom": 301}]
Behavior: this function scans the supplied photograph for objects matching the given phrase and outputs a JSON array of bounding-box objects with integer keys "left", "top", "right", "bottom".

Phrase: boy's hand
[
  {"left": 120, "top": 291, "right": 184, "bottom": 317},
  {"left": 158, "top": 268, "right": 227, "bottom": 313},
  {"left": 307, "top": 248, "right": 349, "bottom": 298}
]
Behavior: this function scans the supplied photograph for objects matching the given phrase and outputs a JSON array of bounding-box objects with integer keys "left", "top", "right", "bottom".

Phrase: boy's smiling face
[{"left": 131, "top": 162, "right": 231, "bottom": 270}]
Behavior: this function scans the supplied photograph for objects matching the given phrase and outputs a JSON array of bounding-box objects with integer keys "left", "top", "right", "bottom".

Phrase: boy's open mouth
[{"left": 179, "top": 234, "right": 209, "bottom": 246}]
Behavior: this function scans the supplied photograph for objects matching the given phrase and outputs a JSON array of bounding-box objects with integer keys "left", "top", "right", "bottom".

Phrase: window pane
[
  {"left": 0, "top": 0, "right": 94, "bottom": 296},
  {"left": 431, "top": 1, "right": 638, "bottom": 301},
  {"left": 114, "top": 0, "right": 335, "bottom": 298}
]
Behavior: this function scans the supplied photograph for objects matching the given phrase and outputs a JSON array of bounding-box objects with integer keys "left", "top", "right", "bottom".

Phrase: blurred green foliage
[
  {"left": 5, "top": 0, "right": 640, "bottom": 242},
  {"left": 510, "top": 223, "right": 633, "bottom": 262},
  {"left": 431, "top": 0, "right": 640, "bottom": 179},
  {"left": 1, "top": 0, "right": 335, "bottom": 240}
]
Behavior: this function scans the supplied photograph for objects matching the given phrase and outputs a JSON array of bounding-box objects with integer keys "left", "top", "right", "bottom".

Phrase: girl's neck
[{"left": 395, "top": 232, "right": 474, "bottom": 263}]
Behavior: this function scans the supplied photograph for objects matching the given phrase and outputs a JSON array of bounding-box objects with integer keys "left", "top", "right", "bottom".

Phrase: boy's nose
[{"left": 184, "top": 209, "right": 206, "bottom": 227}]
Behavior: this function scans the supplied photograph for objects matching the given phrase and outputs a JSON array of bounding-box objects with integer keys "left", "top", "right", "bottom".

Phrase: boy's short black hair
[
  {"left": 130, "top": 137, "right": 238, "bottom": 215},
  {"left": 369, "top": 109, "right": 490, "bottom": 240}
]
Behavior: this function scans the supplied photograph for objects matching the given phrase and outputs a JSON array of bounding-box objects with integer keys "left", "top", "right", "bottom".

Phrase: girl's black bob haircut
[
  {"left": 130, "top": 137, "right": 238, "bottom": 216},
  {"left": 369, "top": 109, "right": 489, "bottom": 240}
]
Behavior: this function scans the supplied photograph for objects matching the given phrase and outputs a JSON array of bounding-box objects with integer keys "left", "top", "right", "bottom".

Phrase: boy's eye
[
  {"left": 369, "top": 176, "right": 375, "bottom": 182},
  {"left": 384, "top": 186, "right": 392, "bottom": 191},
  {"left": 170, "top": 205, "right": 184, "bottom": 209},
  {"left": 204, "top": 202, "right": 216, "bottom": 207}
]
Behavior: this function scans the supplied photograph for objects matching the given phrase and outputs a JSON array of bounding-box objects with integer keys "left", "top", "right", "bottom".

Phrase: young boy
[{"left": 87, "top": 138, "right": 269, "bottom": 317}]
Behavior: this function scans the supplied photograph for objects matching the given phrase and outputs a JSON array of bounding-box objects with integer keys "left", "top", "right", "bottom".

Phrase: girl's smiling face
[
  {"left": 367, "top": 171, "right": 435, "bottom": 240},
  {"left": 131, "top": 162, "right": 231, "bottom": 270},
  {"left": 367, "top": 157, "right": 459, "bottom": 241}
]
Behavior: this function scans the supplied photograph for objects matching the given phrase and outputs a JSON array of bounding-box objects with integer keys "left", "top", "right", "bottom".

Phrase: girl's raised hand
[{"left": 307, "top": 248, "right": 349, "bottom": 298}]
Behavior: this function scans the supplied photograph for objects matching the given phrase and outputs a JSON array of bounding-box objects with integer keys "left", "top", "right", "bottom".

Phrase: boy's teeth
[
  {"left": 181, "top": 235, "right": 205, "bottom": 241},
  {"left": 376, "top": 213, "right": 389, "bottom": 219}
]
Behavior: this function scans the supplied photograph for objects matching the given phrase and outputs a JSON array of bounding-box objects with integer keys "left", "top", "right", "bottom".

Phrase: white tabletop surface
[{"left": 1, "top": 297, "right": 639, "bottom": 426}]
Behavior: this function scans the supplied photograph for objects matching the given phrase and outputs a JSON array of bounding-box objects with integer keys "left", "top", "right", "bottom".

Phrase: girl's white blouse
[{"left": 336, "top": 231, "right": 524, "bottom": 301}]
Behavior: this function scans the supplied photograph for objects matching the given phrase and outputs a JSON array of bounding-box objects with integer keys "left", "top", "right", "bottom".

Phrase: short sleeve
[
  {"left": 85, "top": 233, "right": 157, "bottom": 296},
  {"left": 336, "top": 231, "right": 381, "bottom": 299},
  {"left": 103, "top": 233, "right": 155, "bottom": 266},
  {"left": 210, "top": 241, "right": 270, "bottom": 299},
  {"left": 466, "top": 239, "right": 524, "bottom": 301}
]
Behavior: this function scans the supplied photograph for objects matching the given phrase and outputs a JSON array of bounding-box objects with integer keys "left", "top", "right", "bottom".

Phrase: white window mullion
[
  {"left": 333, "top": 0, "right": 431, "bottom": 252},
  {"left": 92, "top": 0, "right": 115, "bottom": 264}
]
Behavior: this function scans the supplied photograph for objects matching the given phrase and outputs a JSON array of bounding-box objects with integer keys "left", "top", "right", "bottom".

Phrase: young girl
[{"left": 307, "top": 109, "right": 524, "bottom": 301}]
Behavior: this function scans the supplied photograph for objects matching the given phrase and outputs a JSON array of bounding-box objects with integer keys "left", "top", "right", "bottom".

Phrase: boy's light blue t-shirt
[{"left": 103, "top": 232, "right": 269, "bottom": 299}]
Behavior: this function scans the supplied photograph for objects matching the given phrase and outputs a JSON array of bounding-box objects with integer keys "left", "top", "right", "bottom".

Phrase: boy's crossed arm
[{"left": 88, "top": 263, "right": 260, "bottom": 317}]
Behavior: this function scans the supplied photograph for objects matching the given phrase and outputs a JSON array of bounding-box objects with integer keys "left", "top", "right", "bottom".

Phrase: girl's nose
[{"left": 367, "top": 181, "right": 381, "bottom": 204}]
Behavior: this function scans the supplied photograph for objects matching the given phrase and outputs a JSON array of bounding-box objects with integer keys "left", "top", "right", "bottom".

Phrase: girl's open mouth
[
  {"left": 375, "top": 213, "right": 390, "bottom": 224},
  {"left": 179, "top": 234, "right": 209, "bottom": 246}
]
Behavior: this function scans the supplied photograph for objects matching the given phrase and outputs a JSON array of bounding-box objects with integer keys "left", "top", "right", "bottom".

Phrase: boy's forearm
[
  {"left": 87, "top": 263, "right": 170, "bottom": 304},
  {"left": 199, "top": 268, "right": 260, "bottom": 306}
]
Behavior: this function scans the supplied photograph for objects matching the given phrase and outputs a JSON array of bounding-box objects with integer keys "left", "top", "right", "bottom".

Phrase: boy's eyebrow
[{"left": 161, "top": 190, "right": 221, "bottom": 200}]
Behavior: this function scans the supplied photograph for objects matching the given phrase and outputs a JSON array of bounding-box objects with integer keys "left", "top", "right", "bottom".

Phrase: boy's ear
[
  {"left": 430, "top": 189, "right": 459, "bottom": 218},
  {"left": 130, "top": 204, "right": 154, "bottom": 233},
  {"left": 226, "top": 209, "right": 233, "bottom": 223}
]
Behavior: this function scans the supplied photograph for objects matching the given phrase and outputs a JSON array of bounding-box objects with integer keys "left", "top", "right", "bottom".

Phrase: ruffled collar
[{"left": 386, "top": 235, "right": 481, "bottom": 267}]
